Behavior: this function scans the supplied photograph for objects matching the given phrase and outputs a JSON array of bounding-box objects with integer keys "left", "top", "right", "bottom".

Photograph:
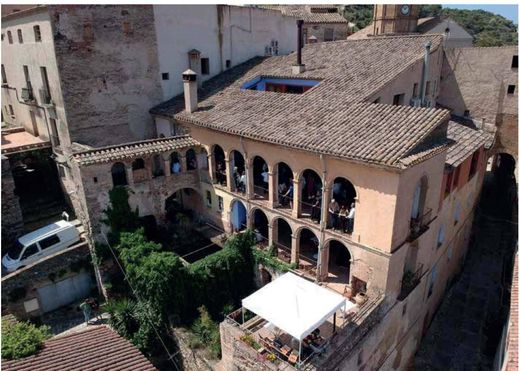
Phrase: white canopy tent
[{"left": 242, "top": 272, "right": 356, "bottom": 365}]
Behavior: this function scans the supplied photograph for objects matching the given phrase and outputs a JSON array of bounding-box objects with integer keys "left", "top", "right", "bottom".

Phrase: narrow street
[{"left": 414, "top": 170, "right": 517, "bottom": 370}]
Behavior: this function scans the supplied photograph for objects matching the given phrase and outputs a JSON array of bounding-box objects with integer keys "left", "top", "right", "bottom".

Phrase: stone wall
[
  {"left": 1, "top": 241, "right": 93, "bottom": 319},
  {"left": 173, "top": 328, "right": 218, "bottom": 371},
  {"left": 49, "top": 5, "right": 163, "bottom": 146},
  {"left": 1, "top": 155, "right": 23, "bottom": 248}
]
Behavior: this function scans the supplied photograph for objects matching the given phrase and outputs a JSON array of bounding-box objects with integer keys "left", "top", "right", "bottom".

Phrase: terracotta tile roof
[
  {"left": 258, "top": 5, "right": 347, "bottom": 23},
  {"left": 151, "top": 35, "right": 450, "bottom": 168},
  {"left": 445, "top": 121, "right": 493, "bottom": 167},
  {"left": 2, "top": 325, "right": 157, "bottom": 371},
  {"left": 506, "top": 254, "right": 518, "bottom": 371},
  {"left": 71, "top": 135, "right": 199, "bottom": 166}
]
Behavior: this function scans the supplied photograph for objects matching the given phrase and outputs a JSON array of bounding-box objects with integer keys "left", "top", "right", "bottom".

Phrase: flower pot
[{"left": 354, "top": 292, "right": 367, "bottom": 305}]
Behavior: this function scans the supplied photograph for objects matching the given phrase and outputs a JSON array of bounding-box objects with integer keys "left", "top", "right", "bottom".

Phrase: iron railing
[
  {"left": 397, "top": 263, "right": 424, "bottom": 301},
  {"left": 409, "top": 208, "right": 433, "bottom": 242}
]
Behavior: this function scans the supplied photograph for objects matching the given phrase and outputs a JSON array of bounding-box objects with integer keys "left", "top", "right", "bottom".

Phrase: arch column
[
  {"left": 268, "top": 223, "right": 275, "bottom": 247},
  {"left": 321, "top": 185, "right": 331, "bottom": 228},
  {"left": 207, "top": 152, "right": 215, "bottom": 182},
  {"left": 317, "top": 242, "right": 329, "bottom": 281},
  {"left": 125, "top": 164, "right": 134, "bottom": 186},
  {"left": 179, "top": 154, "right": 187, "bottom": 173},
  {"left": 292, "top": 179, "right": 301, "bottom": 218},
  {"left": 245, "top": 158, "right": 254, "bottom": 199},
  {"left": 291, "top": 233, "right": 299, "bottom": 265},
  {"left": 268, "top": 170, "right": 277, "bottom": 208},
  {"left": 225, "top": 158, "right": 232, "bottom": 191},
  {"left": 163, "top": 154, "right": 171, "bottom": 176}
]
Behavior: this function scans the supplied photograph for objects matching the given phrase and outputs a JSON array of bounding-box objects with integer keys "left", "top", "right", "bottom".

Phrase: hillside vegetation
[{"left": 344, "top": 5, "right": 518, "bottom": 47}]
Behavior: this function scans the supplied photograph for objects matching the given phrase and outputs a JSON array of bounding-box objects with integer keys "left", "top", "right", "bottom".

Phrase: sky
[{"left": 442, "top": 4, "right": 518, "bottom": 24}]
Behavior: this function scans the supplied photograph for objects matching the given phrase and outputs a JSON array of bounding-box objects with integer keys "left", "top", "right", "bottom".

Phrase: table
[{"left": 280, "top": 345, "right": 292, "bottom": 357}]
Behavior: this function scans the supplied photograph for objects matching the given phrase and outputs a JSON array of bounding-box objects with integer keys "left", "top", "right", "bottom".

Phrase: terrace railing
[
  {"left": 397, "top": 263, "right": 424, "bottom": 301},
  {"left": 408, "top": 208, "right": 433, "bottom": 242}
]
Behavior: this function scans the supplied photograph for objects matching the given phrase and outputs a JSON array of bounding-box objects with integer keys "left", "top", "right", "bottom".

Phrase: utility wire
[{"left": 101, "top": 232, "right": 181, "bottom": 371}]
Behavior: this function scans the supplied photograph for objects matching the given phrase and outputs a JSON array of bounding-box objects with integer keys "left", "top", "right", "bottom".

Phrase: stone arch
[
  {"left": 324, "top": 239, "right": 352, "bottom": 284},
  {"left": 230, "top": 198, "right": 247, "bottom": 232},
  {"left": 164, "top": 187, "right": 203, "bottom": 223},
  {"left": 275, "top": 161, "right": 295, "bottom": 210},
  {"left": 271, "top": 216, "right": 293, "bottom": 262},
  {"left": 170, "top": 151, "right": 182, "bottom": 174},
  {"left": 131, "top": 158, "right": 145, "bottom": 170},
  {"left": 296, "top": 226, "right": 319, "bottom": 263},
  {"left": 298, "top": 168, "right": 323, "bottom": 218},
  {"left": 186, "top": 148, "right": 197, "bottom": 170},
  {"left": 252, "top": 155, "right": 269, "bottom": 199},
  {"left": 251, "top": 208, "right": 269, "bottom": 244},
  {"left": 230, "top": 149, "right": 246, "bottom": 192},
  {"left": 212, "top": 144, "right": 227, "bottom": 186},
  {"left": 111, "top": 162, "right": 127, "bottom": 187}
]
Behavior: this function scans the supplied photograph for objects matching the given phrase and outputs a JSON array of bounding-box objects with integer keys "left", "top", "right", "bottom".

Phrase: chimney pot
[{"left": 182, "top": 69, "right": 198, "bottom": 113}]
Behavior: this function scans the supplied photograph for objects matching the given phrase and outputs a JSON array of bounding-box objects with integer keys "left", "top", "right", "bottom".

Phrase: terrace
[{"left": 224, "top": 273, "right": 383, "bottom": 370}]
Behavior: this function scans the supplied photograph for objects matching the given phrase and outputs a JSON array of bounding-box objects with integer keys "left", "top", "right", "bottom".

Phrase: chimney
[
  {"left": 419, "top": 41, "right": 432, "bottom": 107},
  {"left": 182, "top": 69, "right": 197, "bottom": 113},
  {"left": 292, "top": 20, "right": 306, "bottom": 74}
]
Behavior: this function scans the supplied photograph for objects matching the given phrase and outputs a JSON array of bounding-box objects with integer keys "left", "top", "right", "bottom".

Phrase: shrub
[
  {"left": 191, "top": 306, "right": 221, "bottom": 359},
  {"left": 102, "top": 187, "right": 139, "bottom": 243},
  {"left": 1, "top": 321, "right": 50, "bottom": 360}
]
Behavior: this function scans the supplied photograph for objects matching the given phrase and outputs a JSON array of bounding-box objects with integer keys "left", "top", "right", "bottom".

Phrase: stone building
[
  {"left": 258, "top": 5, "right": 349, "bottom": 43},
  {"left": 349, "top": 5, "right": 473, "bottom": 49}
]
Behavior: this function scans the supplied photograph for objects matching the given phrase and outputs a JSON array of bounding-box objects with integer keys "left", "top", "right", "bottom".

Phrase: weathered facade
[{"left": 1, "top": 154, "right": 23, "bottom": 246}]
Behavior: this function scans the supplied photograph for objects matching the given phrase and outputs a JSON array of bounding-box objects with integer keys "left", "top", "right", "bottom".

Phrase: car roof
[{"left": 18, "top": 220, "right": 74, "bottom": 246}]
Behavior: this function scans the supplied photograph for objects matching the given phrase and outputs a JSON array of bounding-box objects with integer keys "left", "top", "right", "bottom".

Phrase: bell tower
[{"left": 372, "top": 4, "right": 420, "bottom": 36}]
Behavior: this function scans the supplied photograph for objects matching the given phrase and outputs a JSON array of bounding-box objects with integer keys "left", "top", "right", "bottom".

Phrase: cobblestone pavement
[{"left": 414, "top": 173, "right": 517, "bottom": 371}]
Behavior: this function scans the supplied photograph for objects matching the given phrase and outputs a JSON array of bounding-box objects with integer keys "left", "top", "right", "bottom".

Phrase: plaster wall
[
  {"left": 423, "top": 19, "right": 473, "bottom": 48},
  {"left": 153, "top": 5, "right": 297, "bottom": 100},
  {"left": 303, "top": 23, "right": 348, "bottom": 43},
  {"left": 1, "top": 8, "right": 68, "bottom": 145},
  {"left": 367, "top": 46, "right": 444, "bottom": 107}
]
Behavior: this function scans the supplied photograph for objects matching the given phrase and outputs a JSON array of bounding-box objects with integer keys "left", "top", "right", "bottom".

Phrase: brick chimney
[
  {"left": 182, "top": 69, "right": 197, "bottom": 113},
  {"left": 292, "top": 20, "right": 306, "bottom": 74}
]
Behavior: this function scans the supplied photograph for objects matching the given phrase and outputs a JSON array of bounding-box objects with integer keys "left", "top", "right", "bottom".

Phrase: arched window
[
  {"left": 152, "top": 154, "right": 164, "bottom": 177},
  {"left": 411, "top": 176, "right": 428, "bottom": 220},
  {"left": 132, "top": 158, "right": 145, "bottom": 170},
  {"left": 111, "top": 162, "right": 127, "bottom": 186},
  {"left": 170, "top": 152, "right": 181, "bottom": 174},
  {"left": 186, "top": 148, "right": 197, "bottom": 171},
  {"left": 436, "top": 225, "right": 445, "bottom": 248}
]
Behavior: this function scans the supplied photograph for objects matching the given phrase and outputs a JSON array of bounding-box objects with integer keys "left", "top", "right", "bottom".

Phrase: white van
[{"left": 2, "top": 220, "right": 80, "bottom": 273}]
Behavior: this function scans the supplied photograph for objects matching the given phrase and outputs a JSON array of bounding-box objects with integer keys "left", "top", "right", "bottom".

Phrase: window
[
  {"left": 324, "top": 28, "right": 334, "bottom": 42},
  {"left": 402, "top": 303, "right": 407, "bottom": 316},
  {"left": 469, "top": 150, "right": 480, "bottom": 179},
  {"left": 58, "top": 165, "right": 66, "bottom": 178},
  {"left": 427, "top": 264, "right": 437, "bottom": 298},
  {"left": 444, "top": 170, "right": 453, "bottom": 198},
  {"left": 49, "top": 118, "right": 60, "bottom": 146},
  {"left": 161, "top": 73, "right": 169, "bottom": 80},
  {"left": 21, "top": 244, "right": 39, "bottom": 260},
  {"left": 132, "top": 158, "right": 145, "bottom": 170},
  {"left": 206, "top": 191, "right": 212, "bottom": 207},
  {"left": 111, "top": 162, "right": 128, "bottom": 186},
  {"left": 454, "top": 202, "right": 461, "bottom": 225},
  {"left": 93, "top": 177, "right": 98, "bottom": 183},
  {"left": 39, "top": 234, "right": 60, "bottom": 249},
  {"left": 201, "top": 58, "right": 210, "bottom": 75},
  {"left": 512, "top": 55, "right": 518, "bottom": 69},
  {"left": 425, "top": 81, "right": 431, "bottom": 96},
  {"left": 17, "top": 29, "right": 23, "bottom": 43},
  {"left": 453, "top": 166, "right": 460, "bottom": 189},
  {"left": 217, "top": 196, "right": 223, "bottom": 212},
  {"left": 463, "top": 110, "right": 470, "bottom": 117},
  {"left": 1, "top": 33, "right": 4, "bottom": 41},
  {"left": 437, "top": 225, "right": 445, "bottom": 248},
  {"left": 1, "top": 64, "right": 7, "bottom": 84},
  {"left": 226, "top": 59, "right": 231, "bottom": 69},
  {"left": 412, "top": 83, "right": 418, "bottom": 97},
  {"left": 23, "top": 65, "right": 30, "bottom": 86},
  {"left": 392, "top": 93, "right": 404, "bottom": 106},
  {"left": 40, "top": 66, "right": 51, "bottom": 102},
  {"left": 507, "top": 85, "right": 516, "bottom": 95},
  {"left": 33, "top": 25, "right": 41, "bottom": 42},
  {"left": 7, "top": 31, "right": 13, "bottom": 44},
  {"left": 8, "top": 104, "right": 14, "bottom": 116}
]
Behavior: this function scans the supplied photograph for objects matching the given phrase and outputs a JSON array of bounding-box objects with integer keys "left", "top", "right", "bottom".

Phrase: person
[
  {"left": 311, "top": 190, "right": 322, "bottom": 222},
  {"left": 339, "top": 205, "right": 347, "bottom": 232},
  {"left": 239, "top": 171, "right": 247, "bottom": 193},
  {"left": 233, "top": 166, "right": 239, "bottom": 190},
  {"left": 189, "top": 157, "right": 197, "bottom": 170},
  {"left": 216, "top": 162, "right": 225, "bottom": 185},
  {"left": 329, "top": 199, "right": 340, "bottom": 230},
  {"left": 79, "top": 299, "right": 92, "bottom": 325},
  {"left": 172, "top": 160, "right": 181, "bottom": 174},
  {"left": 254, "top": 228, "right": 263, "bottom": 243},
  {"left": 346, "top": 202, "right": 355, "bottom": 234}
]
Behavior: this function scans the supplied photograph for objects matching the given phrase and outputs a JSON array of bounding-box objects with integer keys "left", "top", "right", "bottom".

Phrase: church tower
[{"left": 372, "top": 4, "right": 420, "bottom": 36}]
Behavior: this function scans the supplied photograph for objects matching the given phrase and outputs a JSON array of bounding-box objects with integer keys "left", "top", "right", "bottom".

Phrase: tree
[
  {"left": 1, "top": 321, "right": 50, "bottom": 360},
  {"left": 419, "top": 5, "right": 442, "bottom": 18},
  {"left": 103, "top": 187, "right": 139, "bottom": 243}
]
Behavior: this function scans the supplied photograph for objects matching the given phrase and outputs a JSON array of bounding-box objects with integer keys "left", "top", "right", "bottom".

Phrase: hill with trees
[{"left": 344, "top": 5, "right": 518, "bottom": 47}]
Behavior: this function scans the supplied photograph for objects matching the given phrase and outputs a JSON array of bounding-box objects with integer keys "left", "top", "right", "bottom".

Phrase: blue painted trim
[{"left": 241, "top": 77, "right": 320, "bottom": 91}]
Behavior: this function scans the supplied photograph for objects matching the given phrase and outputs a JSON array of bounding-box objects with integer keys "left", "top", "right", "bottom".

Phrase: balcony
[
  {"left": 21, "top": 86, "right": 35, "bottom": 102},
  {"left": 397, "top": 263, "right": 423, "bottom": 301},
  {"left": 408, "top": 208, "right": 433, "bottom": 242},
  {"left": 39, "top": 89, "right": 53, "bottom": 106}
]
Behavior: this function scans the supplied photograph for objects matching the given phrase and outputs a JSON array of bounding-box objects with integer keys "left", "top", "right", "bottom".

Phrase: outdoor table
[
  {"left": 288, "top": 353, "right": 298, "bottom": 365},
  {"left": 280, "top": 345, "right": 292, "bottom": 357}
]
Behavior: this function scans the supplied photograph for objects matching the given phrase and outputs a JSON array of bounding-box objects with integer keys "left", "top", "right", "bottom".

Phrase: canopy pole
[
  {"left": 298, "top": 340, "right": 302, "bottom": 369},
  {"left": 241, "top": 307, "right": 245, "bottom": 325},
  {"left": 333, "top": 312, "right": 337, "bottom": 333}
]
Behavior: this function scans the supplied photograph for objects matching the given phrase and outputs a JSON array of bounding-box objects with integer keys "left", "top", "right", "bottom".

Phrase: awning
[{"left": 242, "top": 272, "right": 355, "bottom": 341}]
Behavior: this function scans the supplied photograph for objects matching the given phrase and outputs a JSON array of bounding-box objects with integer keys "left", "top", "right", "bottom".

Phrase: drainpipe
[
  {"left": 317, "top": 154, "right": 327, "bottom": 281},
  {"left": 420, "top": 41, "right": 432, "bottom": 107}
]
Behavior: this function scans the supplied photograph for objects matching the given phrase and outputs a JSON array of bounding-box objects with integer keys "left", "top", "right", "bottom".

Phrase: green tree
[
  {"left": 1, "top": 321, "right": 50, "bottom": 360},
  {"left": 102, "top": 187, "right": 139, "bottom": 243},
  {"left": 419, "top": 5, "right": 442, "bottom": 18}
]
